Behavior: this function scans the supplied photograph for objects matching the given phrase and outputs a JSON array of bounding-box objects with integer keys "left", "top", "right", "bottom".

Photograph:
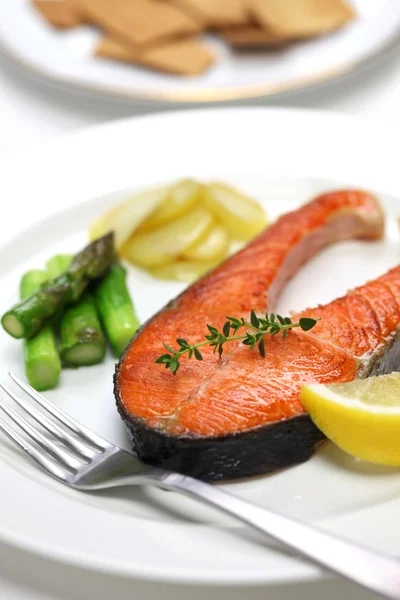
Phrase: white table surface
[
  {"left": 2, "top": 46, "right": 400, "bottom": 161},
  {"left": 1, "top": 49, "right": 400, "bottom": 599}
]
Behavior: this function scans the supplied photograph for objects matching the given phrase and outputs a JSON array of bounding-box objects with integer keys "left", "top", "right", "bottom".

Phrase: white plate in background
[
  {"left": 0, "top": 0, "right": 399, "bottom": 103},
  {"left": 0, "top": 108, "right": 399, "bottom": 589}
]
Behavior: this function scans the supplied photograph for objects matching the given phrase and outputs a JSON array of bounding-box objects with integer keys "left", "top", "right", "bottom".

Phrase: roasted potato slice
[
  {"left": 150, "top": 259, "right": 218, "bottom": 282},
  {"left": 89, "top": 186, "right": 169, "bottom": 249},
  {"left": 183, "top": 224, "right": 230, "bottom": 261},
  {"left": 122, "top": 206, "right": 214, "bottom": 268},
  {"left": 139, "top": 179, "right": 202, "bottom": 232},
  {"left": 203, "top": 182, "right": 268, "bottom": 241}
]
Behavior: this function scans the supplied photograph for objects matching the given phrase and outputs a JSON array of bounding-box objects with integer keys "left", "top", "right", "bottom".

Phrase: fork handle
[{"left": 149, "top": 470, "right": 400, "bottom": 599}]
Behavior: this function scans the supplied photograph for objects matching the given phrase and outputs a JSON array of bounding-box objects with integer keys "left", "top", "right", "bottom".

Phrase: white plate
[
  {"left": 0, "top": 0, "right": 400, "bottom": 104},
  {"left": 0, "top": 108, "right": 399, "bottom": 588}
]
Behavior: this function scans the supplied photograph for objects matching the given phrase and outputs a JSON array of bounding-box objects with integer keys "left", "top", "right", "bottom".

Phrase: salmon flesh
[{"left": 115, "top": 190, "right": 399, "bottom": 481}]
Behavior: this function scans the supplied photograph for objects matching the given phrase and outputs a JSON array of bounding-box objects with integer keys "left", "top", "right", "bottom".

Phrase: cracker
[
  {"left": 82, "top": 0, "right": 202, "bottom": 48},
  {"left": 32, "top": 0, "right": 84, "bottom": 29},
  {"left": 249, "top": 0, "right": 354, "bottom": 39},
  {"left": 221, "top": 25, "right": 288, "bottom": 47},
  {"left": 165, "top": 0, "right": 250, "bottom": 27},
  {"left": 95, "top": 36, "right": 214, "bottom": 76}
]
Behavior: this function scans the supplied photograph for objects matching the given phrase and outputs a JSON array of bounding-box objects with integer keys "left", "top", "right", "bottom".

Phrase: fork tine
[
  {"left": 0, "top": 383, "right": 95, "bottom": 461},
  {"left": 9, "top": 374, "right": 107, "bottom": 450},
  {"left": 0, "top": 398, "right": 82, "bottom": 472},
  {"left": 0, "top": 414, "right": 68, "bottom": 481}
]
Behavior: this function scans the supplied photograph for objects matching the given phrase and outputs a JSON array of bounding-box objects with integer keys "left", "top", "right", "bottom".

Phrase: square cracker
[
  {"left": 250, "top": 0, "right": 355, "bottom": 39},
  {"left": 32, "top": 0, "right": 84, "bottom": 29},
  {"left": 95, "top": 36, "right": 214, "bottom": 76},
  {"left": 166, "top": 0, "right": 250, "bottom": 27},
  {"left": 82, "top": 0, "right": 202, "bottom": 48},
  {"left": 221, "top": 25, "right": 288, "bottom": 47}
]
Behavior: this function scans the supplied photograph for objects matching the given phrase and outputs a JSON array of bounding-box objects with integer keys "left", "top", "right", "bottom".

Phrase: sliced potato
[
  {"left": 122, "top": 206, "right": 214, "bottom": 268},
  {"left": 202, "top": 182, "right": 268, "bottom": 241},
  {"left": 89, "top": 186, "right": 169, "bottom": 249},
  {"left": 150, "top": 259, "right": 218, "bottom": 283},
  {"left": 138, "top": 179, "right": 202, "bottom": 233},
  {"left": 183, "top": 224, "right": 230, "bottom": 261}
]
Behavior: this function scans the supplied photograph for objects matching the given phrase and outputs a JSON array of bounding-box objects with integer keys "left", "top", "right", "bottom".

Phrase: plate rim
[
  {"left": 0, "top": 107, "right": 400, "bottom": 585},
  {"left": 1, "top": 5, "right": 400, "bottom": 103}
]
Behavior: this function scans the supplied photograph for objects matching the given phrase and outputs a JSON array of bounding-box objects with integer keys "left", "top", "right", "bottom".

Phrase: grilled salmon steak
[{"left": 115, "top": 190, "right": 399, "bottom": 481}]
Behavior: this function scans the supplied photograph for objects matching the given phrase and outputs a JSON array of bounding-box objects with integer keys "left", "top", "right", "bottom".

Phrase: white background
[
  {"left": 1, "top": 47, "right": 400, "bottom": 161},
  {"left": 1, "top": 47, "right": 400, "bottom": 600}
]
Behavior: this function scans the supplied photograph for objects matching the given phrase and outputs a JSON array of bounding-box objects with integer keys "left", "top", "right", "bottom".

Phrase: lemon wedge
[{"left": 300, "top": 373, "right": 400, "bottom": 466}]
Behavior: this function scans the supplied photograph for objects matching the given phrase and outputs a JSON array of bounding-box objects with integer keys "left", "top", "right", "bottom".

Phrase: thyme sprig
[{"left": 156, "top": 311, "right": 319, "bottom": 375}]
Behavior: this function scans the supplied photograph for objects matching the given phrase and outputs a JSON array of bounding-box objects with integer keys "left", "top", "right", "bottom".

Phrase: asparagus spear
[
  {"left": 47, "top": 254, "right": 106, "bottom": 366},
  {"left": 20, "top": 270, "right": 61, "bottom": 391},
  {"left": 60, "top": 291, "right": 106, "bottom": 366},
  {"left": 1, "top": 233, "right": 115, "bottom": 339},
  {"left": 94, "top": 264, "right": 140, "bottom": 357},
  {"left": 46, "top": 254, "right": 73, "bottom": 278}
]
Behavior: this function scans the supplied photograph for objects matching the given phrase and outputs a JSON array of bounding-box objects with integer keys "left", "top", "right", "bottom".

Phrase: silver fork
[{"left": 0, "top": 374, "right": 399, "bottom": 599}]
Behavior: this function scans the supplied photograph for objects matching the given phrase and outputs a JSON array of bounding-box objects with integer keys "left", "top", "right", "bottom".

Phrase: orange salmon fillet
[{"left": 115, "top": 190, "right": 397, "bottom": 479}]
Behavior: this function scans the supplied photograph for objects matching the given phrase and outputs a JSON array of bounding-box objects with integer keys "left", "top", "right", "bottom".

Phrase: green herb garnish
[{"left": 156, "top": 311, "right": 319, "bottom": 375}]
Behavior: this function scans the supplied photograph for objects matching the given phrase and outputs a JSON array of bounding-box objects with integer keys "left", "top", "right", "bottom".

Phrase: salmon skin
[{"left": 115, "top": 190, "right": 398, "bottom": 481}]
